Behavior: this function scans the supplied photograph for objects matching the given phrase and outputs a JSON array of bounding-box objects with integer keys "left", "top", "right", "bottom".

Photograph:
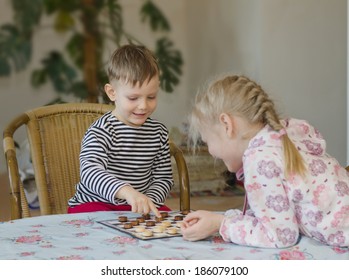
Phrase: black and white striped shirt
[{"left": 68, "top": 111, "right": 174, "bottom": 207}]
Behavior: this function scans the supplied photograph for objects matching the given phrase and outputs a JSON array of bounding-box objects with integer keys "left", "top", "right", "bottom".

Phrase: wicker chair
[{"left": 3, "top": 103, "right": 190, "bottom": 220}]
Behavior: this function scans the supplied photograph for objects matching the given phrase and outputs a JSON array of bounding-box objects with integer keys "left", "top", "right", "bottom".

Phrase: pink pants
[{"left": 67, "top": 201, "right": 171, "bottom": 214}]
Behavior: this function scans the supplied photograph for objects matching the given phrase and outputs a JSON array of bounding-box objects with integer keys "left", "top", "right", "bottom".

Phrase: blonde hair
[
  {"left": 189, "top": 74, "right": 306, "bottom": 178},
  {"left": 107, "top": 44, "right": 159, "bottom": 86}
]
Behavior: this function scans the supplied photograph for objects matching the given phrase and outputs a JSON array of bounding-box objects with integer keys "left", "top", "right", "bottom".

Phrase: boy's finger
[
  {"left": 131, "top": 203, "right": 138, "bottom": 213},
  {"left": 150, "top": 204, "right": 160, "bottom": 217}
]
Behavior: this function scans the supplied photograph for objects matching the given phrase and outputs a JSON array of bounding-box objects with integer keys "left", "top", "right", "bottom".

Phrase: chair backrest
[{"left": 3, "top": 103, "right": 190, "bottom": 219}]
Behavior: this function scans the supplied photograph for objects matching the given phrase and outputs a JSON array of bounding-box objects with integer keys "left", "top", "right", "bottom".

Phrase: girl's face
[
  {"left": 200, "top": 123, "right": 245, "bottom": 173},
  {"left": 105, "top": 76, "right": 159, "bottom": 127}
]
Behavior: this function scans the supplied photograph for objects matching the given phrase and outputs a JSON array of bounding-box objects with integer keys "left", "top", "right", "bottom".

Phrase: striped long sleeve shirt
[{"left": 68, "top": 112, "right": 174, "bottom": 207}]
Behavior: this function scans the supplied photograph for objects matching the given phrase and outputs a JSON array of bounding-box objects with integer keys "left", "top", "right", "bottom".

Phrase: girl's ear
[
  {"left": 219, "top": 113, "right": 234, "bottom": 137},
  {"left": 105, "top": 83, "right": 117, "bottom": 101}
]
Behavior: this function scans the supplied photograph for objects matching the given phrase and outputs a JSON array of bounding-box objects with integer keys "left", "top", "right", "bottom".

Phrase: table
[{"left": 0, "top": 211, "right": 348, "bottom": 260}]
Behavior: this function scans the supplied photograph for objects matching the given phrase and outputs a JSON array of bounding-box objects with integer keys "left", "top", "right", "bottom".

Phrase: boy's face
[{"left": 105, "top": 76, "right": 159, "bottom": 127}]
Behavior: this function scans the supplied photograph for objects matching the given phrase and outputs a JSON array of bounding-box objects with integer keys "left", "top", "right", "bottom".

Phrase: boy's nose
[{"left": 138, "top": 99, "right": 147, "bottom": 110}]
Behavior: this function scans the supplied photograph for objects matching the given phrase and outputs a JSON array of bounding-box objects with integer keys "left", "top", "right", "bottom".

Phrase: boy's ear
[
  {"left": 105, "top": 83, "right": 116, "bottom": 101},
  {"left": 219, "top": 113, "right": 234, "bottom": 137}
]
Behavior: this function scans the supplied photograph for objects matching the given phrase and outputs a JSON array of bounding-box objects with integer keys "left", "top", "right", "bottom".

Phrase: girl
[{"left": 181, "top": 74, "right": 349, "bottom": 248}]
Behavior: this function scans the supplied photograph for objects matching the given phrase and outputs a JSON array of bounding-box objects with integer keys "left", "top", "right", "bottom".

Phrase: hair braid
[{"left": 240, "top": 76, "right": 306, "bottom": 178}]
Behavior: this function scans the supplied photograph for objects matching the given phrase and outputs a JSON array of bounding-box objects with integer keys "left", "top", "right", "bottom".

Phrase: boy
[{"left": 68, "top": 45, "right": 173, "bottom": 217}]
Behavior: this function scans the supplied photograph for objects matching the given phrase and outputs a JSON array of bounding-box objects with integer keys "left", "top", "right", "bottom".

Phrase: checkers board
[{"left": 98, "top": 210, "right": 190, "bottom": 240}]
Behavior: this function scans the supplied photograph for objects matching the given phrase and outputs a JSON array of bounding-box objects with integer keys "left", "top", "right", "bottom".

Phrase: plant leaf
[
  {"left": 140, "top": 1, "right": 170, "bottom": 32},
  {"left": 31, "top": 51, "right": 77, "bottom": 93},
  {"left": 107, "top": 0, "right": 123, "bottom": 45},
  {"left": 66, "top": 33, "right": 84, "bottom": 69},
  {"left": 70, "top": 80, "right": 89, "bottom": 100},
  {"left": 11, "top": 0, "right": 43, "bottom": 36},
  {"left": 43, "top": 0, "right": 81, "bottom": 14},
  {"left": 0, "top": 24, "right": 32, "bottom": 75},
  {"left": 54, "top": 10, "right": 75, "bottom": 33},
  {"left": 155, "top": 37, "right": 183, "bottom": 92},
  {"left": 0, "top": 57, "right": 11, "bottom": 75},
  {"left": 31, "top": 69, "right": 47, "bottom": 87}
]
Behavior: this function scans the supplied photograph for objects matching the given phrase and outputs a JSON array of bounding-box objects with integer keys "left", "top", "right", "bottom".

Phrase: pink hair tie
[{"left": 278, "top": 128, "right": 287, "bottom": 138}]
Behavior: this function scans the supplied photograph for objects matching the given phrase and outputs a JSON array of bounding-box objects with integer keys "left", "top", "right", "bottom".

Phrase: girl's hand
[
  {"left": 116, "top": 185, "right": 160, "bottom": 217},
  {"left": 180, "top": 210, "right": 224, "bottom": 241}
]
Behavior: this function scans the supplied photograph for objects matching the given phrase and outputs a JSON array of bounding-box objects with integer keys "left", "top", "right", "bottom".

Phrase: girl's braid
[
  {"left": 239, "top": 76, "right": 306, "bottom": 178},
  {"left": 241, "top": 77, "right": 283, "bottom": 131}
]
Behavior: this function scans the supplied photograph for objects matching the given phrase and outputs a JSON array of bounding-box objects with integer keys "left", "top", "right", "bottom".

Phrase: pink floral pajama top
[{"left": 220, "top": 118, "right": 349, "bottom": 248}]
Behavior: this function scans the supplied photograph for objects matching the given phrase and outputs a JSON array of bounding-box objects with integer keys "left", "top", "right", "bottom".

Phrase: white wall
[
  {"left": 0, "top": 0, "right": 347, "bottom": 173},
  {"left": 184, "top": 0, "right": 347, "bottom": 165},
  {"left": 258, "top": 0, "right": 347, "bottom": 167}
]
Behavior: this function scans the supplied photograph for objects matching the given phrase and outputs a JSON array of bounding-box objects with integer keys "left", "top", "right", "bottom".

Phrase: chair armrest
[
  {"left": 169, "top": 142, "right": 190, "bottom": 211},
  {"left": 3, "top": 114, "right": 31, "bottom": 219}
]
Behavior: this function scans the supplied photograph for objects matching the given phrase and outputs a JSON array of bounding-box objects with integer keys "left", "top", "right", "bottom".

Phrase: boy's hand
[{"left": 116, "top": 185, "right": 160, "bottom": 217}]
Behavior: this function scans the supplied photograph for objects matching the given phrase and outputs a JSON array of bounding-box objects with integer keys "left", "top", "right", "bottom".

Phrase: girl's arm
[{"left": 220, "top": 151, "right": 299, "bottom": 248}]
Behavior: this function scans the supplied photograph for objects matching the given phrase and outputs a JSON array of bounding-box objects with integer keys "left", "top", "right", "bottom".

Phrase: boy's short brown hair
[{"left": 107, "top": 44, "right": 159, "bottom": 86}]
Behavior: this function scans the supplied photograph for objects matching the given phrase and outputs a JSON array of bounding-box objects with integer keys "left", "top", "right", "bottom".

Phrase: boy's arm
[
  {"left": 79, "top": 129, "right": 128, "bottom": 204},
  {"left": 145, "top": 136, "right": 174, "bottom": 206}
]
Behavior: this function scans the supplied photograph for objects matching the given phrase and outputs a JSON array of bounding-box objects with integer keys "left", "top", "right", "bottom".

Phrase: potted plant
[{"left": 0, "top": 0, "right": 183, "bottom": 103}]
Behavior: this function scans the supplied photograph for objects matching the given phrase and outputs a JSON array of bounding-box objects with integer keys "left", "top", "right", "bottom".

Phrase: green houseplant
[{"left": 0, "top": 0, "right": 183, "bottom": 103}]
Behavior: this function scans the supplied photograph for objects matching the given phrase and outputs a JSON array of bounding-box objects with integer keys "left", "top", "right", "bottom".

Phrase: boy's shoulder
[
  {"left": 86, "top": 111, "right": 113, "bottom": 131},
  {"left": 144, "top": 118, "right": 169, "bottom": 132},
  {"left": 145, "top": 117, "right": 166, "bottom": 126},
  {"left": 87, "top": 114, "right": 168, "bottom": 133}
]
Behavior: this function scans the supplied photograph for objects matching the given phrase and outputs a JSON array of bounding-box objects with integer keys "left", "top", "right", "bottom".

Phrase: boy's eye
[
  {"left": 128, "top": 97, "right": 138, "bottom": 101},
  {"left": 148, "top": 96, "right": 156, "bottom": 100}
]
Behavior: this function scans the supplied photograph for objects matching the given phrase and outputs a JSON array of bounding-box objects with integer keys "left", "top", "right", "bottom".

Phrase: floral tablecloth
[{"left": 0, "top": 211, "right": 348, "bottom": 260}]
